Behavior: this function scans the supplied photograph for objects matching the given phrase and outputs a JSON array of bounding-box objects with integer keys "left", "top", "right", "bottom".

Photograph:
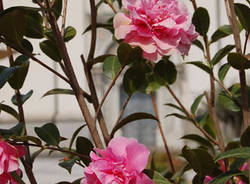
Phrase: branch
[{"left": 88, "top": 0, "right": 97, "bottom": 61}]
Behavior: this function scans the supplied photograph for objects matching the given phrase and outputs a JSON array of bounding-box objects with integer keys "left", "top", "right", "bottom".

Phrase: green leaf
[
  {"left": 31, "top": 148, "right": 44, "bottom": 164},
  {"left": 152, "top": 171, "right": 172, "bottom": 184},
  {"left": 211, "top": 25, "right": 233, "bottom": 43},
  {"left": 211, "top": 45, "right": 235, "bottom": 66},
  {"left": 218, "top": 92, "right": 241, "bottom": 112},
  {"left": 40, "top": 40, "right": 62, "bottom": 62},
  {"left": 218, "top": 63, "right": 230, "bottom": 82},
  {"left": 83, "top": 23, "right": 114, "bottom": 34},
  {"left": 103, "top": 56, "right": 121, "bottom": 79},
  {"left": 0, "top": 66, "right": 17, "bottom": 89},
  {"left": 64, "top": 26, "right": 76, "bottom": 42},
  {"left": 0, "top": 103, "right": 19, "bottom": 120},
  {"left": 186, "top": 61, "right": 212, "bottom": 74},
  {"left": 240, "top": 126, "right": 250, "bottom": 147},
  {"left": 8, "top": 55, "right": 30, "bottom": 89},
  {"left": 59, "top": 157, "right": 76, "bottom": 174},
  {"left": 76, "top": 136, "right": 93, "bottom": 165},
  {"left": 12, "top": 135, "right": 42, "bottom": 146},
  {"left": 11, "top": 90, "right": 33, "bottom": 105},
  {"left": 24, "top": 9, "right": 44, "bottom": 39},
  {"left": 192, "top": 7, "right": 210, "bottom": 36},
  {"left": 123, "top": 66, "right": 145, "bottom": 95},
  {"left": 110, "top": 112, "right": 158, "bottom": 138},
  {"left": 192, "top": 39, "right": 204, "bottom": 52},
  {"left": 69, "top": 125, "right": 86, "bottom": 150},
  {"left": 182, "top": 146, "right": 216, "bottom": 176},
  {"left": 181, "top": 134, "right": 214, "bottom": 150},
  {"left": 215, "top": 147, "right": 250, "bottom": 161},
  {"left": 164, "top": 103, "right": 185, "bottom": 114},
  {"left": 42, "top": 88, "right": 74, "bottom": 97},
  {"left": 154, "top": 59, "right": 177, "bottom": 85},
  {"left": 228, "top": 52, "right": 250, "bottom": 70},
  {"left": 0, "top": 7, "right": 26, "bottom": 44},
  {"left": 165, "top": 113, "right": 193, "bottom": 122},
  {"left": 35, "top": 123, "right": 60, "bottom": 146},
  {"left": 87, "top": 54, "right": 115, "bottom": 69},
  {"left": 208, "top": 170, "right": 246, "bottom": 184},
  {"left": 191, "top": 94, "right": 204, "bottom": 115},
  {"left": 51, "top": 0, "right": 62, "bottom": 20},
  {"left": 117, "top": 43, "right": 142, "bottom": 65},
  {"left": 0, "top": 122, "right": 25, "bottom": 139},
  {"left": 21, "top": 39, "right": 33, "bottom": 53},
  {"left": 234, "top": 3, "right": 250, "bottom": 32}
]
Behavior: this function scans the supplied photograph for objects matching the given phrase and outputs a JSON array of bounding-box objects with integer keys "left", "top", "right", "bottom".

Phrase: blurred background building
[{"left": 0, "top": 0, "right": 249, "bottom": 183}]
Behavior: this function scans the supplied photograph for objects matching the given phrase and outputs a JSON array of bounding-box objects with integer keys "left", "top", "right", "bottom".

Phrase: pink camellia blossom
[
  {"left": 0, "top": 139, "right": 26, "bottom": 184},
  {"left": 114, "top": 0, "right": 198, "bottom": 61},
  {"left": 81, "top": 136, "right": 154, "bottom": 184}
]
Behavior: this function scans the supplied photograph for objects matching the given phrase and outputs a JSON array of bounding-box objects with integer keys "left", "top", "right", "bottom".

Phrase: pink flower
[
  {"left": 81, "top": 136, "right": 154, "bottom": 184},
  {"left": 0, "top": 140, "right": 26, "bottom": 184},
  {"left": 114, "top": 0, "right": 198, "bottom": 61}
]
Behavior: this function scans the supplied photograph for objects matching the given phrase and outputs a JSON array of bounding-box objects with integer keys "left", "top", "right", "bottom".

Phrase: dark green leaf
[
  {"left": 192, "top": 39, "right": 204, "bottom": 52},
  {"left": 35, "top": 123, "right": 60, "bottom": 146},
  {"left": 0, "top": 66, "right": 17, "bottom": 89},
  {"left": 51, "top": 0, "right": 62, "bottom": 20},
  {"left": 110, "top": 112, "right": 158, "bottom": 138},
  {"left": 165, "top": 113, "right": 193, "bottom": 122},
  {"left": 42, "top": 88, "right": 74, "bottom": 97},
  {"left": 228, "top": 52, "right": 250, "bottom": 70},
  {"left": 208, "top": 170, "right": 246, "bottom": 184},
  {"left": 59, "top": 157, "right": 76, "bottom": 174},
  {"left": 181, "top": 134, "right": 214, "bottom": 150},
  {"left": 182, "top": 146, "right": 216, "bottom": 175},
  {"left": 211, "top": 25, "right": 233, "bottom": 43},
  {"left": 191, "top": 94, "right": 204, "bottom": 115},
  {"left": 11, "top": 90, "right": 33, "bottom": 105},
  {"left": 192, "top": 7, "right": 210, "bottom": 36},
  {"left": 12, "top": 135, "right": 42, "bottom": 146},
  {"left": 155, "top": 59, "right": 177, "bottom": 85},
  {"left": 218, "top": 63, "right": 230, "bottom": 82},
  {"left": 24, "top": 9, "right": 43, "bottom": 39},
  {"left": 186, "top": 61, "right": 212, "bottom": 74},
  {"left": 31, "top": 148, "right": 44, "bottom": 164},
  {"left": 83, "top": 23, "right": 114, "bottom": 34},
  {"left": 8, "top": 55, "right": 30, "bottom": 89},
  {"left": 76, "top": 136, "right": 93, "bottom": 165},
  {"left": 87, "top": 54, "right": 115, "bottom": 69},
  {"left": 64, "top": 26, "right": 76, "bottom": 42},
  {"left": 0, "top": 122, "right": 25, "bottom": 139},
  {"left": 211, "top": 45, "right": 235, "bottom": 66},
  {"left": 234, "top": 3, "right": 250, "bottom": 32},
  {"left": 240, "top": 126, "right": 250, "bottom": 147},
  {"left": 215, "top": 147, "right": 250, "bottom": 161},
  {"left": 69, "top": 125, "right": 86, "bottom": 150},
  {"left": 0, "top": 104, "right": 19, "bottom": 120},
  {"left": 164, "top": 103, "right": 185, "bottom": 114},
  {"left": 218, "top": 92, "right": 241, "bottom": 112},
  {"left": 103, "top": 56, "right": 121, "bottom": 79},
  {"left": 40, "top": 40, "right": 62, "bottom": 62},
  {"left": 117, "top": 43, "right": 142, "bottom": 65},
  {"left": 21, "top": 39, "right": 33, "bottom": 53},
  {"left": 152, "top": 171, "right": 172, "bottom": 184}
]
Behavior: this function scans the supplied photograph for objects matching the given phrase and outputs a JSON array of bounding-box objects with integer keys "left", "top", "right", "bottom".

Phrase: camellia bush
[{"left": 0, "top": 0, "right": 250, "bottom": 183}]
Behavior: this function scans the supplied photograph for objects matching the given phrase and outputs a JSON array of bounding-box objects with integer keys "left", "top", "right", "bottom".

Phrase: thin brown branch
[
  {"left": 44, "top": 0, "right": 104, "bottom": 148},
  {"left": 88, "top": 0, "right": 97, "bottom": 61},
  {"left": 190, "top": 0, "right": 197, "bottom": 10},
  {"left": 93, "top": 65, "right": 125, "bottom": 126},
  {"left": 106, "top": 0, "right": 117, "bottom": 13},
  {"left": 114, "top": 95, "right": 131, "bottom": 126},
  {"left": 204, "top": 92, "right": 225, "bottom": 151},
  {"left": 151, "top": 93, "right": 176, "bottom": 174},
  {"left": 61, "top": 0, "right": 68, "bottom": 36},
  {"left": 81, "top": 55, "right": 110, "bottom": 145}
]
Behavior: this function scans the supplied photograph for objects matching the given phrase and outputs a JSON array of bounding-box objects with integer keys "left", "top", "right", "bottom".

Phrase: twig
[
  {"left": 190, "top": 0, "right": 197, "bottom": 10},
  {"left": 81, "top": 55, "right": 110, "bottom": 145},
  {"left": 165, "top": 85, "right": 222, "bottom": 150},
  {"left": 61, "top": 0, "right": 68, "bottom": 36},
  {"left": 44, "top": 0, "right": 104, "bottom": 148},
  {"left": 88, "top": 0, "right": 97, "bottom": 61},
  {"left": 114, "top": 95, "right": 131, "bottom": 126},
  {"left": 204, "top": 92, "right": 225, "bottom": 151},
  {"left": 151, "top": 93, "right": 176, "bottom": 174},
  {"left": 93, "top": 65, "right": 126, "bottom": 126},
  {"left": 213, "top": 77, "right": 233, "bottom": 97},
  {"left": 105, "top": 0, "right": 117, "bottom": 14}
]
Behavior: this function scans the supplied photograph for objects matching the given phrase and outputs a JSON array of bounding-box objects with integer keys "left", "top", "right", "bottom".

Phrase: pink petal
[{"left": 114, "top": 13, "right": 132, "bottom": 40}]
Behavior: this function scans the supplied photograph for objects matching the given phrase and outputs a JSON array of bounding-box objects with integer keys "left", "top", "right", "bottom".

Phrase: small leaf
[
  {"left": 59, "top": 157, "right": 76, "bottom": 174},
  {"left": 218, "top": 64, "right": 230, "bottom": 82},
  {"left": 31, "top": 148, "right": 44, "bottom": 164},
  {"left": 186, "top": 61, "right": 212, "bottom": 74},
  {"left": 69, "top": 125, "right": 86, "bottom": 150},
  {"left": 0, "top": 122, "right": 25, "bottom": 139},
  {"left": 228, "top": 52, "right": 250, "bottom": 70},
  {"left": 215, "top": 147, "right": 250, "bottom": 161},
  {"left": 154, "top": 59, "right": 177, "bottom": 85},
  {"left": 192, "top": 7, "right": 210, "bottom": 36},
  {"left": 211, "top": 25, "right": 233, "bottom": 43},
  {"left": 208, "top": 170, "right": 246, "bottom": 184},
  {"left": 40, "top": 40, "right": 62, "bottom": 62},
  {"left": 152, "top": 171, "right": 172, "bottom": 184},
  {"left": 218, "top": 92, "right": 241, "bottom": 112},
  {"left": 21, "top": 39, "right": 33, "bottom": 53},
  {"left": 165, "top": 113, "right": 193, "bottom": 122},
  {"left": 12, "top": 135, "right": 42, "bottom": 146},
  {"left": 110, "top": 112, "right": 158, "bottom": 138},
  {"left": 42, "top": 88, "right": 74, "bottom": 97},
  {"left": 211, "top": 45, "right": 235, "bottom": 66},
  {"left": 234, "top": 3, "right": 250, "bottom": 32},
  {"left": 87, "top": 54, "right": 115, "bottom": 69},
  {"left": 103, "top": 56, "right": 121, "bottom": 79},
  {"left": 240, "top": 126, "right": 250, "bottom": 147},
  {"left": 191, "top": 94, "right": 204, "bottom": 115},
  {"left": 11, "top": 90, "right": 33, "bottom": 105},
  {"left": 0, "top": 104, "right": 19, "bottom": 120},
  {"left": 117, "top": 43, "right": 142, "bottom": 65},
  {"left": 64, "top": 26, "right": 76, "bottom": 42},
  {"left": 51, "top": 0, "right": 62, "bottom": 20},
  {"left": 35, "top": 123, "right": 60, "bottom": 146},
  {"left": 0, "top": 66, "right": 17, "bottom": 89},
  {"left": 164, "top": 103, "right": 185, "bottom": 114},
  {"left": 181, "top": 134, "right": 214, "bottom": 150},
  {"left": 76, "top": 136, "right": 93, "bottom": 165},
  {"left": 192, "top": 39, "right": 204, "bottom": 52}
]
